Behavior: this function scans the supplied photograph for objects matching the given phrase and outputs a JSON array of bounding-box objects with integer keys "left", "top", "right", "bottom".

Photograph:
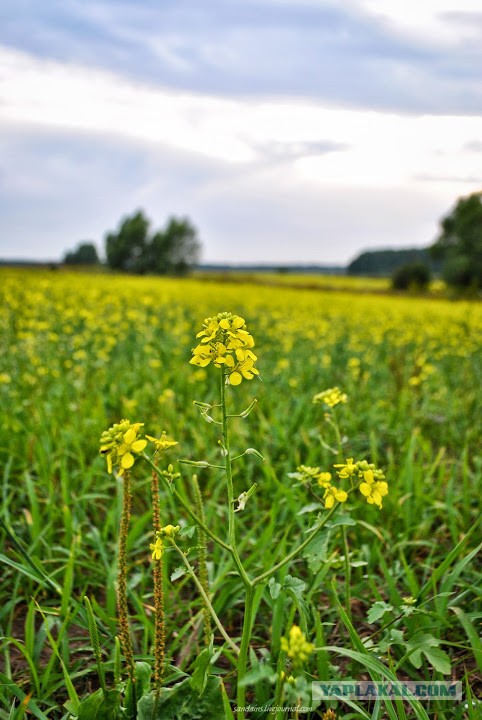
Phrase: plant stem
[
  {"left": 192, "top": 474, "right": 212, "bottom": 645},
  {"left": 341, "top": 524, "right": 352, "bottom": 622},
  {"left": 171, "top": 540, "right": 240, "bottom": 655},
  {"left": 143, "top": 453, "right": 231, "bottom": 552},
  {"left": 236, "top": 584, "right": 254, "bottom": 719},
  {"left": 220, "top": 371, "right": 252, "bottom": 588},
  {"left": 150, "top": 467, "right": 165, "bottom": 689},
  {"left": 252, "top": 505, "right": 338, "bottom": 586}
]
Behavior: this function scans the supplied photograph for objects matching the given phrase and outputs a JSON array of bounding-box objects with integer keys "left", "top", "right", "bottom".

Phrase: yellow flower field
[{"left": 0, "top": 267, "right": 481, "bottom": 718}]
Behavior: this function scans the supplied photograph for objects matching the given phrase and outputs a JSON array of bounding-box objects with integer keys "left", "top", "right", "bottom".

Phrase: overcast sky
[{"left": 1, "top": 0, "right": 481, "bottom": 265}]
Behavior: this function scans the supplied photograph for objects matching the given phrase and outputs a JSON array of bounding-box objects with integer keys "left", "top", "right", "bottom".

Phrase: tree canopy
[
  {"left": 63, "top": 242, "right": 100, "bottom": 265},
  {"left": 431, "top": 191, "right": 482, "bottom": 289},
  {"left": 105, "top": 211, "right": 201, "bottom": 275}
]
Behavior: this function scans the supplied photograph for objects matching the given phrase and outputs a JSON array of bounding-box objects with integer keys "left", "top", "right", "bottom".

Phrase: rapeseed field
[{"left": 0, "top": 269, "right": 480, "bottom": 719}]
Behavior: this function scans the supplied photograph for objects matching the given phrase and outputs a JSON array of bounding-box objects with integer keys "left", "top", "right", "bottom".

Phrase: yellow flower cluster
[
  {"left": 146, "top": 432, "right": 178, "bottom": 453},
  {"left": 150, "top": 524, "right": 181, "bottom": 560},
  {"left": 190, "top": 312, "right": 259, "bottom": 386},
  {"left": 290, "top": 465, "right": 347, "bottom": 509},
  {"left": 292, "top": 458, "right": 388, "bottom": 510},
  {"left": 99, "top": 420, "right": 147, "bottom": 475},
  {"left": 334, "top": 458, "right": 388, "bottom": 509},
  {"left": 280, "top": 625, "right": 314, "bottom": 668},
  {"left": 313, "top": 387, "right": 348, "bottom": 408}
]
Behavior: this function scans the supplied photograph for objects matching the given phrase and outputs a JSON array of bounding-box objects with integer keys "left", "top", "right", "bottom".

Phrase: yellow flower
[
  {"left": 334, "top": 458, "right": 358, "bottom": 479},
  {"left": 313, "top": 387, "right": 347, "bottom": 408},
  {"left": 280, "top": 625, "right": 314, "bottom": 668},
  {"left": 161, "top": 524, "right": 180, "bottom": 538},
  {"left": 323, "top": 485, "right": 348, "bottom": 509},
  {"left": 190, "top": 312, "right": 259, "bottom": 385},
  {"left": 359, "top": 470, "right": 388, "bottom": 509},
  {"left": 146, "top": 432, "right": 178, "bottom": 453},
  {"left": 150, "top": 537, "right": 163, "bottom": 560},
  {"left": 317, "top": 472, "right": 332, "bottom": 488},
  {"left": 99, "top": 420, "right": 147, "bottom": 475}
]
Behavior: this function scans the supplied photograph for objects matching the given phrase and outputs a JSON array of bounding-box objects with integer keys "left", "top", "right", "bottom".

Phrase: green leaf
[
  {"left": 325, "top": 515, "right": 357, "bottom": 528},
  {"left": 77, "top": 688, "right": 121, "bottom": 720},
  {"left": 283, "top": 575, "right": 305, "bottom": 601},
  {"left": 190, "top": 642, "right": 214, "bottom": 695},
  {"left": 367, "top": 601, "right": 394, "bottom": 624},
  {"left": 137, "top": 677, "right": 227, "bottom": 719},
  {"left": 135, "top": 662, "right": 152, "bottom": 699},
  {"left": 297, "top": 503, "right": 323, "bottom": 515},
  {"left": 238, "top": 663, "right": 277, "bottom": 687},
  {"left": 268, "top": 577, "right": 281, "bottom": 599},
  {"left": 303, "top": 531, "right": 330, "bottom": 573},
  {"left": 407, "top": 634, "right": 451, "bottom": 675},
  {"left": 170, "top": 566, "right": 187, "bottom": 582},
  {"left": 179, "top": 526, "right": 196, "bottom": 539}
]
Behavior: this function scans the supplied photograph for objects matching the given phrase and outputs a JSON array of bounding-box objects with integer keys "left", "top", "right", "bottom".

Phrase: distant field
[
  {"left": 194, "top": 270, "right": 447, "bottom": 294},
  {"left": 0, "top": 268, "right": 480, "bottom": 718}
]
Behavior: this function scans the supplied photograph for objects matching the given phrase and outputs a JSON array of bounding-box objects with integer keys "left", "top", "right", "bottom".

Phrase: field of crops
[{"left": 0, "top": 268, "right": 481, "bottom": 720}]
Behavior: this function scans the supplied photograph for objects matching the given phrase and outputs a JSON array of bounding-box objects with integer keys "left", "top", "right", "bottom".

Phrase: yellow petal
[
  {"left": 123, "top": 428, "right": 136, "bottom": 445},
  {"left": 131, "top": 439, "right": 147, "bottom": 453},
  {"left": 359, "top": 482, "right": 371, "bottom": 497},
  {"left": 229, "top": 371, "right": 242, "bottom": 386},
  {"left": 324, "top": 494, "right": 335, "bottom": 509},
  {"left": 121, "top": 452, "right": 135, "bottom": 469},
  {"left": 233, "top": 316, "right": 245, "bottom": 328}
]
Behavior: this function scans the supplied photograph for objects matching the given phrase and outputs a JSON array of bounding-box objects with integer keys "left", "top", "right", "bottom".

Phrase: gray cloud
[{"left": 1, "top": 1, "right": 481, "bottom": 113}]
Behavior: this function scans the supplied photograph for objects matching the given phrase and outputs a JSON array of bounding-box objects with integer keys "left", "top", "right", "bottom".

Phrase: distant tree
[
  {"left": 392, "top": 262, "right": 431, "bottom": 291},
  {"left": 63, "top": 242, "right": 100, "bottom": 265},
  {"left": 153, "top": 217, "right": 200, "bottom": 275},
  {"left": 105, "top": 211, "right": 150, "bottom": 273},
  {"left": 347, "top": 248, "right": 438, "bottom": 277},
  {"left": 431, "top": 191, "right": 482, "bottom": 289},
  {"left": 105, "top": 210, "right": 201, "bottom": 275}
]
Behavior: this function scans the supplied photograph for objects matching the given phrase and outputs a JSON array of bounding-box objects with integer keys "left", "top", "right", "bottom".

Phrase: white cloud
[
  {"left": 1, "top": 44, "right": 481, "bottom": 187},
  {"left": 1, "top": 44, "right": 481, "bottom": 264}
]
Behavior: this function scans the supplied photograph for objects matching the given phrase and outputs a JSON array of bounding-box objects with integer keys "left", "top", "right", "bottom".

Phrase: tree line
[
  {"left": 348, "top": 191, "right": 481, "bottom": 290},
  {"left": 63, "top": 211, "right": 201, "bottom": 276},
  {"left": 64, "top": 192, "right": 481, "bottom": 289}
]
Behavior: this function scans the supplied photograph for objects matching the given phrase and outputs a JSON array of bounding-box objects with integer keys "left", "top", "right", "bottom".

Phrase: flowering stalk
[
  {"left": 192, "top": 474, "right": 212, "bottom": 646},
  {"left": 117, "top": 470, "right": 135, "bottom": 684},
  {"left": 150, "top": 467, "right": 165, "bottom": 688}
]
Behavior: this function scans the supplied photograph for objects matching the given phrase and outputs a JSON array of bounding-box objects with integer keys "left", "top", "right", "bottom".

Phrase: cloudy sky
[{"left": 1, "top": 1, "right": 481, "bottom": 265}]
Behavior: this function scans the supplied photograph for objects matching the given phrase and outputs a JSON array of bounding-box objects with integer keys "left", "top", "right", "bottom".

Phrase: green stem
[
  {"left": 151, "top": 468, "right": 165, "bottom": 689},
  {"left": 341, "top": 524, "right": 352, "bottom": 622},
  {"left": 236, "top": 584, "right": 254, "bottom": 720},
  {"left": 192, "top": 474, "right": 212, "bottom": 645},
  {"left": 252, "top": 505, "right": 338, "bottom": 586},
  {"left": 220, "top": 370, "right": 236, "bottom": 548},
  {"left": 220, "top": 369, "right": 255, "bottom": 720},
  {"left": 143, "top": 453, "right": 231, "bottom": 552},
  {"left": 220, "top": 371, "right": 252, "bottom": 589},
  {"left": 171, "top": 540, "right": 240, "bottom": 655}
]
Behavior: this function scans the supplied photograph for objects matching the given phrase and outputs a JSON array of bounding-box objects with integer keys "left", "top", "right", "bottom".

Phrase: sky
[{"left": 1, "top": 1, "right": 481, "bottom": 266}]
